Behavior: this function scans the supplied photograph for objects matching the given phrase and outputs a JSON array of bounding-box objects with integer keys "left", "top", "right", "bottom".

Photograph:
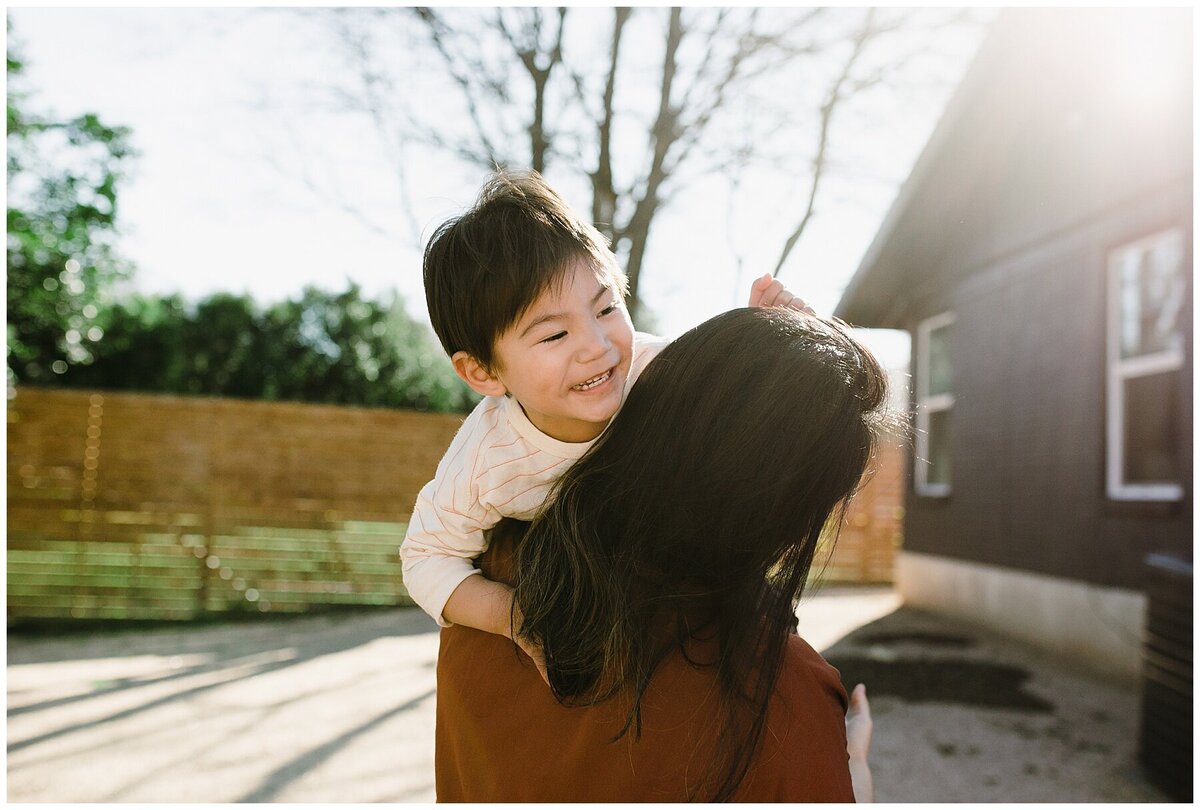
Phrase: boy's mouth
[{"left": 572, "top": 369, "right": 613, "bottom": 392}]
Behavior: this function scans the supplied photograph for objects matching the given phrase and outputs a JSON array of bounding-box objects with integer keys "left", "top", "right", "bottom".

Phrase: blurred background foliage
[
  {"left": 7, "top": 22, "right": 136, "bottom": 388},
  {"left": 6, "top": 19, "right": 475, "bottom": 413}
]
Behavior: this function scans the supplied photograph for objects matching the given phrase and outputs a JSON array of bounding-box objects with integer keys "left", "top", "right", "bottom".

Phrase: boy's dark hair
[{"left": 423, "top": 170, "right": 626, "bottom": 370}]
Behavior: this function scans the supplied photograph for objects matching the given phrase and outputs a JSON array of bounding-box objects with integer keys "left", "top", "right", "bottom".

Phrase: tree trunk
[
  {"left": 622, "top": 7, "right": 683, "bottom": 326},
  {"left": 591, "top": 7, "right": 630, "bottom": 243}
]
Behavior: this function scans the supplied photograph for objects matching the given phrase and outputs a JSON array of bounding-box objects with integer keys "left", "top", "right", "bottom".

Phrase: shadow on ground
[
  {"left": 820, "top": 606, "right": 1167, "bottom": 802},
  {"left": 7, "top": 600, "right": 1170, "bottom": 803},
  {"left": 7, "top": 607, "right": 435, "bottom": 743},
  {"left": 825, "top": 615, "right": 1054, "bottom": 712},
  {"left": 7, "top": 607, "right": 441, "bottom": 802}
]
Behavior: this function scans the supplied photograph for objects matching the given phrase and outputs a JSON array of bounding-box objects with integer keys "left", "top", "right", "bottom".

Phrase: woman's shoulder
[
  {"left": 779, "top": 633, "right": 850, "bottom": 711},
  {"left": 735, "top": 634, "right": 854, "bottom": 802}
]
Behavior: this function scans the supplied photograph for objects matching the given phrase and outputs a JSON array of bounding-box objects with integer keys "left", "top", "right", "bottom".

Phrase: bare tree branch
[
  {"left": 492, "top": 7, "right": 567, "bottom": 173},
  {"left": 622, "top": 7, "right": 685, "bottom": 320},
  {"left": 331, "top": 11, "right": 424, "bottom": 242},
  {"left": 772, "top": 9, "right": 879, "bottom": 277},
  {"left": 283, "top": 6, "right": 986, "bottom": 310},
  {"left": 590, "top": 6, "right": 631, "bottom": 241},
  {"left": 664, "top": 11, "right": 762, "bottom": 179},
  {"left": 414, "top": 7, "right": 503, "bottom": 167}
]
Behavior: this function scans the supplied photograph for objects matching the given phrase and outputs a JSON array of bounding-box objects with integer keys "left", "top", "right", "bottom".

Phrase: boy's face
[{"left": 490, "top": 257, "right": 635, "bottom": 443}]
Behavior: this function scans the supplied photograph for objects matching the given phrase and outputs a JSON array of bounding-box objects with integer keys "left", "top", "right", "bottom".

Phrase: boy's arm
[
  {"left": 400, "top": 412, "right": 503, "bottom": 627},
  {"left": 442, "top": 574, "right": 515, "bottom": 636},
  {"left": 400, "top": 495, "right": 490, "bottom": 629},
  {"left": 399, "top": 410, "right": 551, "bottom": 681},
  {"left": 403, "top": 504, "right": 549, "bottom": 681},
  {"left": 747, "top": 272, "right": 817, "bottom": 315},
  {"left": 443, "top": 575, "right": 549, "bottom": 683}
]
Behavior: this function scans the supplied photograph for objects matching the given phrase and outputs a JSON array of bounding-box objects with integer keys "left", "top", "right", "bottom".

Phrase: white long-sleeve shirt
[{"left": 401, "top": 332, "right": 669, "bottom": 625}]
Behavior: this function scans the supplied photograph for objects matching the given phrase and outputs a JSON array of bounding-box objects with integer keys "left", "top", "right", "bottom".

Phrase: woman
[{"left": 435, "top": 307, "right": 888, "bottom": 801}]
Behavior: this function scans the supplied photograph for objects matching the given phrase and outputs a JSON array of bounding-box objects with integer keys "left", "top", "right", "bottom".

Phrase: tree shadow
[
  {"left": 85, "top": 668, "right": 430, "bottom": 802},
  {"left": 14, "top": 661, "right": 405, "bottom": 775},
  {"left": 235, "top": 687, "right": 436, "bottom": 803},
  {"left": 7, "top": 606, "right": 436, "bottom": 720},
  {"left": 7, "top": 608, "right": 438, "bottom": 755}
]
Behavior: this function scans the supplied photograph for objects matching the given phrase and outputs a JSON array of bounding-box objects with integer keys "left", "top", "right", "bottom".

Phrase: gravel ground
[
  {"left": 821, "top": 606, "right": 1169, "bottom": 802},
  {"left": 6, "top": 588, "right": 1168, "bottom": 803}
]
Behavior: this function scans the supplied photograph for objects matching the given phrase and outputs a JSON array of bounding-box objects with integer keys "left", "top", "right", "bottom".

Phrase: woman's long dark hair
[{"left": 512, "top": 307, "right": 890, "bottom": 801}]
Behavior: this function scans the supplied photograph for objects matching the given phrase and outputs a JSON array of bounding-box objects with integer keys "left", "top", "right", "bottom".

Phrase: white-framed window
[
  {"left": 915, "top": 311, "right": 955, "bottom": 497},
  {"left": 1106, "top": 228, "right": 1186, "bottom": 501}
]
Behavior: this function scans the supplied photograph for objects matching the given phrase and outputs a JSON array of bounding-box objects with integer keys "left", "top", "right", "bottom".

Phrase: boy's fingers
[
  {"left": 749, "top": 276, "right": 819, "bottom": 315},
  {"left": 748, "top": 273, "right": 773, "bottom": 306},
  {"left": 785, "top": 296, "right": 816, "bottom": 316},
  {"left": 760, "top": 279, "right": 785, "bottom": 306}
]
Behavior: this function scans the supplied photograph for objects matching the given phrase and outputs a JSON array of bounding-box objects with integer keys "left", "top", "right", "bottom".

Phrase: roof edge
[{"left": 835, "top": 10, "right": 1020, "bottom": 326}]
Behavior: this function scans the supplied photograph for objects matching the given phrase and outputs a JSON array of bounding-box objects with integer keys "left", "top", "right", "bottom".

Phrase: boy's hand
[
  {"left": 510, "top": 600, "right": 550, "bottom": 686},
  {"left": 747, "top": 272, "right": 817, "bottom": 315},
  {"left": 515, "top": 633, "right": 550, "bottom": 686}
]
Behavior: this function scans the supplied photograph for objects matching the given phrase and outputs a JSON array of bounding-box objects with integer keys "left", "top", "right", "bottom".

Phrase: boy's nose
[{"left": 577, "top": 322, "right": 612, "bottom": 361}]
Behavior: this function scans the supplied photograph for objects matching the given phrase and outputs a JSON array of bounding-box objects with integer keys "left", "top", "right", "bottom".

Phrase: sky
[{"left": 7, "top": 7, "right": 992, "bottom": 373}]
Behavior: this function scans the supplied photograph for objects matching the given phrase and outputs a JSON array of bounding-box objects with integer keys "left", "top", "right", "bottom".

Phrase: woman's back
[{"left": 435, "top": 619, "right": 854, "bottom": 801}]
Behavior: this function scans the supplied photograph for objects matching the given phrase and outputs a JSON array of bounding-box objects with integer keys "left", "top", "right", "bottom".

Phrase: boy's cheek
[{"left": 617, "top": 312, "right": 636, "bottom": 346}]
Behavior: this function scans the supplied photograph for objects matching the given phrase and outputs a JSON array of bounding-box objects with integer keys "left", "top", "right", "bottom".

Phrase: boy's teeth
[{"left": 573, "top": 370, "right": 611, "bottom": 391}]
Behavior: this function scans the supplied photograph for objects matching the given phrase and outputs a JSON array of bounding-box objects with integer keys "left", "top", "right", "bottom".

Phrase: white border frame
[
  {"left": 1105, "top": 228, "right": 1185, "bottom": 501},
  {"left": 915, "top": 311, "right": 956, "bottom": 497}
]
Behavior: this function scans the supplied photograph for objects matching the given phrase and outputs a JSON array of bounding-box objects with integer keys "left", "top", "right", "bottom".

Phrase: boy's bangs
[{"left": 504, "top": 249, "right": 626, "bottom": 337}]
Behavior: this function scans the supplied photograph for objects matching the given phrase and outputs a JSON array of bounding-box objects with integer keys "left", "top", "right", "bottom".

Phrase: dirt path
[{"left": 6, "top": 588, "right": 1166, "bottom": 802}]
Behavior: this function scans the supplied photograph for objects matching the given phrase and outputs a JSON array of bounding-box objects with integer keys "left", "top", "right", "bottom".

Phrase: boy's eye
[
  {"left": 599, "top": 302, "right": 618, "bottom": 316},
  {"left": 539, "top": 331, "right": 567, "bottom": 344}
]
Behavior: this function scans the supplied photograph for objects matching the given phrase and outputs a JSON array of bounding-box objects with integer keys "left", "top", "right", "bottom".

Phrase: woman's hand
[
  {"left": 846, "top": 683, "right": 874, "bottom": 802},
  {"left": 846, "top": 682, "right": 872, "bottom": 760}
]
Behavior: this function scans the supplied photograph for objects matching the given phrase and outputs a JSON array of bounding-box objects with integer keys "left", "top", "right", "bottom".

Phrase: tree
[
  {"left": 6, "top": 20, "right": 137, "bottom": 386},
  {"left": 6, "top": 18, "right": 473, "bottom": 414},
  {"left": 61, "top": 284, "right": 476, "bottom": 413},
  {"left": 257, "top": 284, "right": 474, "bottom": 411},
  {"left": 298, "top": 7, "right": 983, "bottom": 325}
]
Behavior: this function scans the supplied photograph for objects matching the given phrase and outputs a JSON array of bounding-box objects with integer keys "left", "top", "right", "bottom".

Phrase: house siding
[{"left": 903, "top": 181, "right": 1192, "bottom": 590}]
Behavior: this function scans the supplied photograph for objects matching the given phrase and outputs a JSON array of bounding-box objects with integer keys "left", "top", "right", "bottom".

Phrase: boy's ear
[{"left": 452, "top": 351, "right": 507, "bottom": 397}]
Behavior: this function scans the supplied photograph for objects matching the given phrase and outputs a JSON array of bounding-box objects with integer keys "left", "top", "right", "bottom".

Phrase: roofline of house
[{"left": 834, "top": 10, "right": 1020, "bottom": 326}]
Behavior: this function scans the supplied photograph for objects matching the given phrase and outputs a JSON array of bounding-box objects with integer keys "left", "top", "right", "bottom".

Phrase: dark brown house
[{"left": 836, "top": 8, "right": 1191, "bottom": 681}]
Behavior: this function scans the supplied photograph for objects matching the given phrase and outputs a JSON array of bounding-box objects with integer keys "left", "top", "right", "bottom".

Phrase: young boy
[{"left": 401, "top": 170, "right": 809, "bottom": 673}]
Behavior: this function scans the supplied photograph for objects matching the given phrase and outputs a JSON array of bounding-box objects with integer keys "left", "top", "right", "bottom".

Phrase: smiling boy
[
  {"left": 458, "top": 254, "right": 634, "bottom": 444},
  {"left": 401, "top": 171, "right": 808, "bottom": 674}
]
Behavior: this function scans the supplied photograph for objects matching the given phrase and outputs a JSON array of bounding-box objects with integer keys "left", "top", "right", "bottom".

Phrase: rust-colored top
[{"left": 434, "top": 528, "right": 854, "bottom": 802}]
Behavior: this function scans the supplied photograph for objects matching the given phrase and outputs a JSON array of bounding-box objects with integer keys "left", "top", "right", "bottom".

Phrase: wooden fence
[
  {"left": 815, "top": 434, "right": 905, "bottom": 585},
  {"left": 8, "top": 387, "right": 903, "bottom": 623},
  {"left": 7, "top": 388, "right": 462, "bottom": 621}
]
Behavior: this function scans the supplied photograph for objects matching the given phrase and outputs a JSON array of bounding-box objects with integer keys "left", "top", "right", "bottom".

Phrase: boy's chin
[{"left": 563, "top": 402, "right": 620, "bottom": 433}]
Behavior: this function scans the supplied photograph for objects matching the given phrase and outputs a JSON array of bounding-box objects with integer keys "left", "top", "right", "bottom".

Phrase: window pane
[
  {"left": 1123, "top": 371, "right": 1181, "bottom": 484},
  {"left": 926, "top": 408, "right": 952, "bottom": 487},
  {"left": 1118, "top": 232, "right": 1185, "bottom": 359},
  {"left": 927, "top": 324, "right": 952, "bottom": 397}
]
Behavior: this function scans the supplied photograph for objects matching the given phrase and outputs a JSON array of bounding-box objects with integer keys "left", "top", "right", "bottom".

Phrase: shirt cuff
[{"left": 422, "top": 567, "right": 483, "bottom": 628}]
